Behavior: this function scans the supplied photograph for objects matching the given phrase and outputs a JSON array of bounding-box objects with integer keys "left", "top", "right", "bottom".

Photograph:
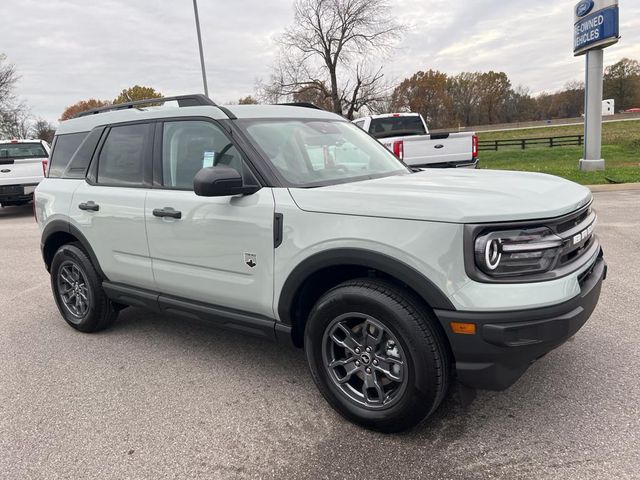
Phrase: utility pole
[{"left": 192, "top": 0, "right": 209, "bottom": 98}]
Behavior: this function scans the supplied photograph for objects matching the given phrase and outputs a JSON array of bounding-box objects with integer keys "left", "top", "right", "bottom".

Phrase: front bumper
[{"left": 434, "top": 251, "right": 606, "bottom": 390}]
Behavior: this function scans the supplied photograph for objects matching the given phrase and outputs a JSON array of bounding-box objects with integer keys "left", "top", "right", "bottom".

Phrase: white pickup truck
[
  {"left": 0, "top": 139, "right": 50, "bottom": 207},
  {"left": 353, "top": 113, "right": 478, "bottom": 169}
]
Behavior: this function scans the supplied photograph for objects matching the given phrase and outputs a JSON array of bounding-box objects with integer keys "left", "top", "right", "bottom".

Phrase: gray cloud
[{"left": 3, "top": 0, "right": 639, "bottom": 123}]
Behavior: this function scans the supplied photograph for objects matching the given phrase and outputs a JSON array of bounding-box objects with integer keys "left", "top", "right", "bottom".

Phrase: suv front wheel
[
  {"left": 50, "top": 243, "right": 118, "bottom": 332},
  {"left": 304, "top": 279, "right": 450, "bottom": 432}
]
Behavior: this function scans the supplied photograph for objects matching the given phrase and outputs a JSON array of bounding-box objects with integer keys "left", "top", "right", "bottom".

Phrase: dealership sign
[{"left": 574, "top": 0, "right": 619, "bottom": 56}]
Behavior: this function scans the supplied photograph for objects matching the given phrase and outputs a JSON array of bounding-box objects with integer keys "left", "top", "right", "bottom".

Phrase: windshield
[
  {"left": 369, "top": 116, "right": 426, "bottom": 139},
  {"left": 240, "top": 119, "right": 409, "bottom": 187},
  {"left": 0, "top": 142, "right": 47, "bottom": 159}
]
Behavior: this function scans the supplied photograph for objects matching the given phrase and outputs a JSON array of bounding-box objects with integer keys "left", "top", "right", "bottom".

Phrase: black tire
[
  {"left": 50, "top": 243, "right": 118, "bottom": 333},
  {"left": 304, "top": 279, "right": 450, "bottom": 433}
]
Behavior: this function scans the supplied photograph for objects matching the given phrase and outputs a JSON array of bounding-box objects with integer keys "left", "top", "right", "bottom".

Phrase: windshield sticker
[{"left": 203, "top": 151, "right": 215, "bottom": 168}]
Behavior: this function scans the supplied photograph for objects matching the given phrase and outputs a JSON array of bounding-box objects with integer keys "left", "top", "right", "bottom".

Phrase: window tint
[
  {"left": 97, "top": 124, "right": 150, "bottom": 186},
  {"left": 63, "top": 127, "right": 105, "bottom": 179},
  {"left": 162, "top": 121, "right": 243, "bottom": 190},
  {"left": 48, "top": 133, "right": 88, "bottom": 178}
]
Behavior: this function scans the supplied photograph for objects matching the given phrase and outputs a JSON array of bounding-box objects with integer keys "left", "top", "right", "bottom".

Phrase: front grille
[
  {"left": 550, "top": 204, "right": 597, "bottom": 270},
  {"left": 559, "top": 234, "right": 595, "bottom": 267},
  {"left": 556, "top": 207, "right": 591, "bottom": 234}
]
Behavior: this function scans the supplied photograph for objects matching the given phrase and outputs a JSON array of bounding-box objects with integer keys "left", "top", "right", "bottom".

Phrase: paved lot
[{"left": 1, "top": 191, "right": 639, "bottom": 480}]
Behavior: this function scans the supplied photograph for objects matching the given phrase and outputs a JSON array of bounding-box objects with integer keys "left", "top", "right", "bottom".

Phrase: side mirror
[{"left": 193, "top": 165, "right": 259, "bottom": 197}]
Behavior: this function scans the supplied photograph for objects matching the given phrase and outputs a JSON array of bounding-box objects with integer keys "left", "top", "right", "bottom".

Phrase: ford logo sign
[{"left": 576, "top": 0, "right": 594, "bottom": 17}]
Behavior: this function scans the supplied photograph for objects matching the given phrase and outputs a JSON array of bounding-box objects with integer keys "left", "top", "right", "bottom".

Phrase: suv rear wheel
[
  {"left": 50, "top": 243, "right": 118, "bottom": 332},
  {"left": 304, "top": 279, "right": 450, "bottom": 433}
]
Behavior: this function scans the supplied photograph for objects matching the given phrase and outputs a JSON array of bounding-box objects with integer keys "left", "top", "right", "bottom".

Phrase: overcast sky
[{"left": 3, "top": 0, "right": 639, "bottom": 123}]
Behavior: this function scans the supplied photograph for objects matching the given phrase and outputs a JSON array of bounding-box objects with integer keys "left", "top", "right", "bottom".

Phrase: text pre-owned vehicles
[
  {"left": 0, "top": 139, "right": 50, "bottom": 207},
  {"left": 353, "top": 113, "right": 478, "bottom": 169},
  {"left": 35, "top": 95, "right": 606, "bottom": 432}
]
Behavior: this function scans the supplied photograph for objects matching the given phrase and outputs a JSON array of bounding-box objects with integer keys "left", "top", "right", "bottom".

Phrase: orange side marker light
[{"left": 450, "top": 322, "right": 477, "bottom": 335}]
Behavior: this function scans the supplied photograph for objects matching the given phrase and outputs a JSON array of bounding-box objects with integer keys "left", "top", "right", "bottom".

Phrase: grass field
[{"left": 478, "top": 119, "right": 640, "bottom": 185}]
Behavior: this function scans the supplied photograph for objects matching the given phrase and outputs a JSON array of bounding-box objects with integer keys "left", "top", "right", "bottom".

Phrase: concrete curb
[{"left": 588, "top": 183, "right": 640, "bottom": 192}]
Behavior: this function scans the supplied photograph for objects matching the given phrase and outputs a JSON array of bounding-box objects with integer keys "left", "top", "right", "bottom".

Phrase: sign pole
[
  {"left": 574, "top": 0, "right": 620, "bottom": 172},
  {"left": 580, "top": 49, "right": 605, "bottom": 171}
]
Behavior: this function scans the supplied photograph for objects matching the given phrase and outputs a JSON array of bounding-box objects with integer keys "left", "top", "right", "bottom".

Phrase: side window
[
  {"left": 162, "top": 120, "right": 244, "bottom": 190},
  {"left": 354, "top": 120, "right": 366, "bottom": 130},
  {"left": 97, "top": 124, "right": 150, "bottom": 186},
  {"left": 63, "top": 127, "right": 105, "bottom": 179},
  {"left": 48, "top": 132, "right": 88, "bottom": 178}
]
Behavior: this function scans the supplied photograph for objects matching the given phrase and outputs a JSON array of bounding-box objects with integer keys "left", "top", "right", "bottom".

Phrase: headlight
[{"left": 474, "top": 227, "right": 564, "bottom": 277}]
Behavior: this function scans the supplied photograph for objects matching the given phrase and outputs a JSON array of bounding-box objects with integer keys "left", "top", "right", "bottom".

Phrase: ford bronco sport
[{"left": 35, "top": 95, "right": 606, "bottom": 432}]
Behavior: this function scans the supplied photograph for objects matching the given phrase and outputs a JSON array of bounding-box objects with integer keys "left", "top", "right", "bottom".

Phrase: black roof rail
[
  {"left": 75, "top": 94, "right": 217, "bottom": 118},
  {"left": 277, "top": 102, "right": 324, "bottom": 110}
]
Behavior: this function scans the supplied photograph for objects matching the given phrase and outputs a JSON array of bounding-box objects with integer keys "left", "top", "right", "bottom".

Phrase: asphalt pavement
[{"left": 1, "top": 190, "right": 639, "bottom": 480}]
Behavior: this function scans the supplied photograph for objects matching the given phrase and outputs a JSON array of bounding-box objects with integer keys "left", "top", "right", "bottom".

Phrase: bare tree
[
  {"left": 0, "top": 54, "right": 18, "bottom": 108},
  {"left": 265, "top": 0, "right": 402, "bottom": 118},
  {"left": 33, "top": 118, "right": 56, "bottom": 143},
  {"left": 0, "top": 104, "right": 32, "bottom": 139}
]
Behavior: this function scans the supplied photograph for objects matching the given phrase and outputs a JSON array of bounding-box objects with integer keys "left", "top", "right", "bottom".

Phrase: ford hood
[{"left": 288, "top": 169, "right": 592, "bottom": 224}]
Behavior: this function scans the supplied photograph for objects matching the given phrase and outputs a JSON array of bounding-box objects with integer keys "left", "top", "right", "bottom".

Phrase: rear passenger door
[
  {"left": 70, "top": 122, "right": 154, "bottom": 289},
  {"left": 144, "top": 119, "right": 275, "bottom": 318}
]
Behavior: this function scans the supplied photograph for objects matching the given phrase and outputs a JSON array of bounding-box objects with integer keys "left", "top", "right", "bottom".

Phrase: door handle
[
  {"left": 78, "top": 201, "right": 100, "bottom": 212},
  {"left": 153, "top": 207, "right": 182, "bottom": 219}
]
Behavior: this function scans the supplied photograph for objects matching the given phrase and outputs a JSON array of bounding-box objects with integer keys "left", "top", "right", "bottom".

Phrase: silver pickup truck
[
  {"left": 353, "top": 113, "right": 478, "bottom": 169},
  {"left": 0, "top": 139, "right": 50, "bottom": 207}
]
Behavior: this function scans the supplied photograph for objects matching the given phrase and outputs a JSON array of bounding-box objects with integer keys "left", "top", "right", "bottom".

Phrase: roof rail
[
  {"left": 277, "top": 102, "right": 324, "bottom": 110},
  {"left": 75, "top": 94, "right": 217, "bottom": 118}
]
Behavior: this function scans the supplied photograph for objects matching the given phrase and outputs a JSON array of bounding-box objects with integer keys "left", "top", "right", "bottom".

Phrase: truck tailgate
[
  {"left": 0, "top": 157, "right": 45, "bottom": 187},
  {"left": 402, "top": 133, "right": 473, "bottom": 167}
]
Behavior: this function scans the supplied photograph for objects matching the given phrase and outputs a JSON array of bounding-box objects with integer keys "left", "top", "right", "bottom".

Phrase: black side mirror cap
[{"left": 193, "top": 165, "right": 260, "bottom": 197}]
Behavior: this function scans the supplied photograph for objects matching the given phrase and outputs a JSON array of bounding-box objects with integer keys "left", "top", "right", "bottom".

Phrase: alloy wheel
[
  {"left": 57, "top": 260, "right": 91, "bottom": 320},
  {"left": 322, "top": 313, "right": 408, "bottom": 409}
]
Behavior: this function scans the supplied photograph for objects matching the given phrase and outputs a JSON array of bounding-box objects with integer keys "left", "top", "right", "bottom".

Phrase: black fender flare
[
  {"left": 41, "top": 220, "right": 108, "bottom": 280},
  {"left": 277, "top": 248, "right": 456, "bottom": 325}
]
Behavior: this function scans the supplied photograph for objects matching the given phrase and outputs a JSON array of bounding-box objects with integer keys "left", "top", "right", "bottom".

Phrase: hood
[{"left": 288, "top": 169, "right": 592, "bottom": 224}]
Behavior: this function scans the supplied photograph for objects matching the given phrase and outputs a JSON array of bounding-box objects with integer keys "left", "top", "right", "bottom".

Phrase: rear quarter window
[
  {"left": 48, "top": 132, "right": 89, "bottom": 178},
  {"left": 63, "top": 128, "right": 105, "bottom": 179}
]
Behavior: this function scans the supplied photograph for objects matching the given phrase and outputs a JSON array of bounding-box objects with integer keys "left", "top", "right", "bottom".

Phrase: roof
[
  {"left": 56, "top": 102, "right": 344, "bottom": 135},
  {"left": 359, "top": 113, "right": 421, "bottom": 120},
  {"left": 0, "top": 139, "right": 47, "bottom": 144},
  {"left": 225, "top": 104, "right": 343, "bottom": 121}
]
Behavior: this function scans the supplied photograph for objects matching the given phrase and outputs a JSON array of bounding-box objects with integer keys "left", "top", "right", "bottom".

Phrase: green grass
[{"left": 478, "top": 119, "right": 640, "bottom": 185}]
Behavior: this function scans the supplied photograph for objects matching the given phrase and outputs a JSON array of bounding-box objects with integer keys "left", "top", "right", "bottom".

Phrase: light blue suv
[{"left": 35, "top": 95, "right": 606, "bottom": 432}]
